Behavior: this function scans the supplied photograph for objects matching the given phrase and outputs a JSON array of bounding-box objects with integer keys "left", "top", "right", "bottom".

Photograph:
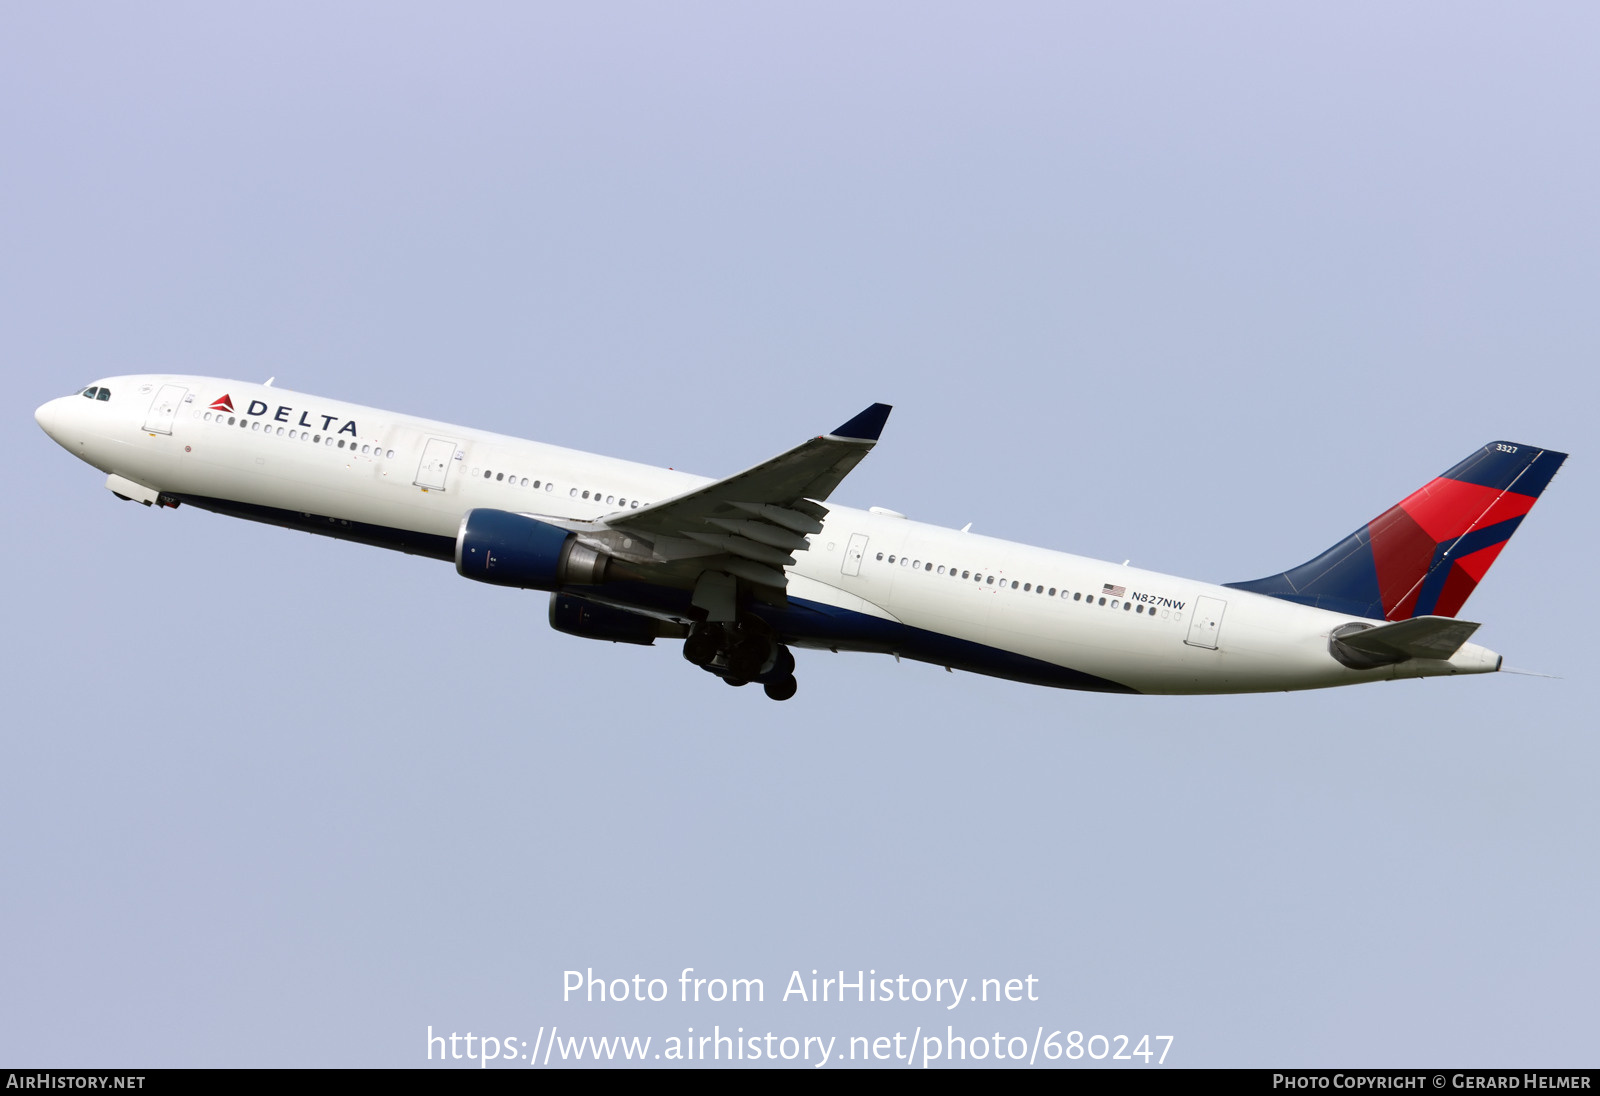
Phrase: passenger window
[
  {"left": 496, "top": 472, "right": 505, "bottom": 481},
  {"left": 1074, "top": 592, "right": 1081, "bottom": 601},
  {"left": 1011, "top": 581, "right": 1019, "bottom": 589},
  {"left": 925, "top": 562, "right": 933, "bottom": 572},
  {"left": 1098, "top": 597, "right": 1106, "bottom": 606},
  {"left": 876, "top": 553, "right": 884, "bottom": 561},
  {"left": 962, "top": 571, "right": 970, "bottom": 579},
  {"left": 986, "top": 576, "right": 995, "bottom": 585}
]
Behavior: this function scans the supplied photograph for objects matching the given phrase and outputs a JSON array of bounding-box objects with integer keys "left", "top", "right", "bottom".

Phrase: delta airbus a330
[{"left": 36, "top": 376, "right": 1565, "bottom": 701}]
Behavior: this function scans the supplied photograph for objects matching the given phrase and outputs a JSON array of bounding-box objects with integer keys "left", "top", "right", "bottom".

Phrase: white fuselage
[{"left": 35, "top": 375, "right": 1502, "bottom": 695}]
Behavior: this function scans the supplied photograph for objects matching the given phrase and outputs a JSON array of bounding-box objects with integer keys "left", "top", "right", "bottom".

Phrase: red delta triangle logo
[{"left": 209, "top": 394, "right": 235, "bottom": 413}]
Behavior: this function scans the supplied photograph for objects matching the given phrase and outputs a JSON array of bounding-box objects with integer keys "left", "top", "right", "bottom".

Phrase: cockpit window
[
  {"left": 82, "top": 387, "right": 99, "bottom": 399},
  {"left": 96, "top": 388, "right": 110, "bottom": 401}
]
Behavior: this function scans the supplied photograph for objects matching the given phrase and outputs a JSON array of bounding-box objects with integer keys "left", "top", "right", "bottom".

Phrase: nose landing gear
[{"left": 682, "top": 622, "right": 799, "bottom": 701}]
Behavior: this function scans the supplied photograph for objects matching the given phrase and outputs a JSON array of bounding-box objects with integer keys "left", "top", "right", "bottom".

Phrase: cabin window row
[
  {"left": 202, "top": 411, "right": 394, "bottom": 458},
  {"left": 478, "top": 467, "right": 552, "bottom": 492},
  {"left": 201, "top": 410, "right": 653, "bottom": 509},
  {"left": 870, "top": 552, "right": 1165, "bottom": 615},
  {"left": 569, "top": 486, "right": 644, "bottom": 510},
  {"left": 466, "top": 469, "right": 650, "bottom": 509}
]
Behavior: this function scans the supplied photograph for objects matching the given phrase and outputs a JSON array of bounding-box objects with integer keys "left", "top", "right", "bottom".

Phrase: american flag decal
[{"left": 1102, "top": 583, "right": 1126, "bottom": 597}]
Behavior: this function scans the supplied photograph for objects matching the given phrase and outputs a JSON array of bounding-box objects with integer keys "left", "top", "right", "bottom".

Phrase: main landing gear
[{"left": 682, "top": 621, "right": 799, "bottom": 701}]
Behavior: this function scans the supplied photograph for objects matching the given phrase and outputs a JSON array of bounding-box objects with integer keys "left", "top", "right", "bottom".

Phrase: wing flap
[
  {"left": 703, "top": 517, "right": 811, "bottom": 551},
  {"left": 729, "top": 501, "right": 825, "bottom": 535},
  {"left": 682, "top": 530, "right": 798, "bottom": 568}
]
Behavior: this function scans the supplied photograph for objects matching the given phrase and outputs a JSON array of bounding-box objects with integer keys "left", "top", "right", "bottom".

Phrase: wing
[{"left": 539, "top": 403, "right": 891, "bottom": 610}]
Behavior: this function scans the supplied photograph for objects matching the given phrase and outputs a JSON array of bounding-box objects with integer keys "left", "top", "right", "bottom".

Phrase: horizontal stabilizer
[{"left": 1334, "top": 615, "right": 1481, "bottom": 664}]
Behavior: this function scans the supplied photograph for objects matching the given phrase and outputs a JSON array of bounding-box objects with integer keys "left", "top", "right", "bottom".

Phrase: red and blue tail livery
[{"left": 1227, "top": 441, "right": 1567, "bottom": 622}]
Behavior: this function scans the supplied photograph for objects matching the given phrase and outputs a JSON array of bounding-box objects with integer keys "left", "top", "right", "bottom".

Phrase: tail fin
[{"left": 1226, "top": 441, "right": 1567, "bottom": 621}]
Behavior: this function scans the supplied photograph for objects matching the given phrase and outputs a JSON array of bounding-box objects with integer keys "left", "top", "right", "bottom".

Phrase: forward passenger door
[{"left": 414, "top": 437, "right": 460, "bottom": 491}]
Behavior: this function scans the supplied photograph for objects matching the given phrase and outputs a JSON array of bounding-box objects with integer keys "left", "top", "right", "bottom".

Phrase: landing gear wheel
[
  {"left": 763, "top": 674, "right": 798, "bottom": 701},
  {"left": 726, "top": 639, "right": 769, "bottom": 680},
  {"left": 722, "top": 676, "right": 749, "bottom": 687},
  {"left": 683, "top": 625, "right": 722, "bottom": 667},
  {"left": 770, "top": 645, "right": 796, "bottom": 678}
]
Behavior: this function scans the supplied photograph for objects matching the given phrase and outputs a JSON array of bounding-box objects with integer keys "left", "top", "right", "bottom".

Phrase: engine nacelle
[
  {"left": 455, "top": 508, "right": 609, "bottom": 590},
  {"left": 549, "top": 593, "right": 678, "bottom": 646}
]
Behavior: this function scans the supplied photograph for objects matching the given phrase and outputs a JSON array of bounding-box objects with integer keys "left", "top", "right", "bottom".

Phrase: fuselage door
[
  {"left": 842, "top": 532, "right": 869, "bottom": 576},
  {"left": 414, "top": 437, "right": 460, "bottom": 491},
  {"left": 1185, "top": 595, "right": 1227, "bottom": 649},
  {"left": 141, "top": 384, "right": 189, "bottom": 435}
]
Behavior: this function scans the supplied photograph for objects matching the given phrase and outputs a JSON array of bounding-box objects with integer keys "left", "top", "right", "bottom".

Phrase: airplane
[{"left": 35, "top": 375, "right": 1566, "bottom": 701}]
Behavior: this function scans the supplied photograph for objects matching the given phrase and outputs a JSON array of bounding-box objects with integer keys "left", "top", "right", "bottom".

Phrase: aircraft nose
[{"left": 35, "top": 397, "right": 72, "bottom": 446}]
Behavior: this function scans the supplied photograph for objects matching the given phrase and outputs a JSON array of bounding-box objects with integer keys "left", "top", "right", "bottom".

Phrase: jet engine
[
  {"left": 548, "top": 593, "right": 686, "bottom": 646},
  {"left": 455, "top": 508, "right": 609, "bottom": 590}
]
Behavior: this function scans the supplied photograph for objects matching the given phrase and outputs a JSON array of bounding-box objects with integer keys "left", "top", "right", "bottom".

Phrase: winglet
[{"left": 829, "top": 403, "right": 892, "bottom": 442}]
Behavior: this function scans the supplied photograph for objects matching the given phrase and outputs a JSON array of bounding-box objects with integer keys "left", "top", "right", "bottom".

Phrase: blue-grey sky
[{"left": 3, "top": 2, "right": 1595, "bottom": 1068}]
